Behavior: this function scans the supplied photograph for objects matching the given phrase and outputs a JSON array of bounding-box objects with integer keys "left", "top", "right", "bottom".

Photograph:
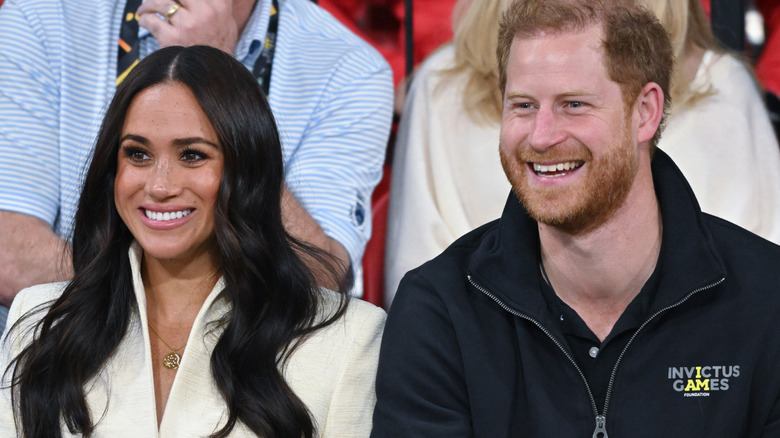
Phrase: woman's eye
[
  {"left": 181, "top": 149, "right": 208, "bottom": 164},
  {"left": 123, "top": 147, "right": 150, "bottom": 163}
]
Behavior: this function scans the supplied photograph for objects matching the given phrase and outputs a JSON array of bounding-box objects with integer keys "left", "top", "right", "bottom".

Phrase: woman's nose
[{"left": 145, "top": 159, "right": 182, "bottom": 200}]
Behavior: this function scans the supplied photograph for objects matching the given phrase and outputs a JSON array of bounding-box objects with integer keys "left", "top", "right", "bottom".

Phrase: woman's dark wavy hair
[{"left": 5, "top": 45, "right": 349, "bottom": 438}]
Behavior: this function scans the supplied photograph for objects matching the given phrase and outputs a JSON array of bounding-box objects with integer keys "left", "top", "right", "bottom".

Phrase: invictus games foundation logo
[{"left": 668, "top": 365, "right": 740, "bottom": 397}]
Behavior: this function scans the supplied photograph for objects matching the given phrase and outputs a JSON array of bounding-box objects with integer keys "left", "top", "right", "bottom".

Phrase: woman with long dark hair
[{"left": 0, "top": 45, "right": 385, "bottom": 437}]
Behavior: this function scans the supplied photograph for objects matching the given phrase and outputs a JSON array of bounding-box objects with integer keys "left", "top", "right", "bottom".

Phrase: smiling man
[{"left": 371, "top": 0, "right": 780, "bottom": 436}]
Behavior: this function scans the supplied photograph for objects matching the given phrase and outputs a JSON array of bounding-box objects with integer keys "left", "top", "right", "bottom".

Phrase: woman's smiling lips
[{"left": 138, "top": 206, "right": 195, "bottom": 230}]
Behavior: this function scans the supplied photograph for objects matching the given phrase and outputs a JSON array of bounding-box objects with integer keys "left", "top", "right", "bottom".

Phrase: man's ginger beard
[{"left": 500, "top": 117, "right": 638, "bottom": 235}]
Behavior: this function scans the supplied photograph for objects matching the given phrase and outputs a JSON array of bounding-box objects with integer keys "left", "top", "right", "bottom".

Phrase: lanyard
[
  {"left": 117, "top": 0, "right": 142, "bottom": 84},
  {"left": 118, "top": 0, "right": 279, "bottom": 95},
  {"left": 252, "top": 0, "right": 279, "bottom": 96}
]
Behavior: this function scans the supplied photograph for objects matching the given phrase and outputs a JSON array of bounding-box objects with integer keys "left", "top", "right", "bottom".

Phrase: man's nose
[{"left": 527, "top": 107, "right": 566, "bottom": 151}]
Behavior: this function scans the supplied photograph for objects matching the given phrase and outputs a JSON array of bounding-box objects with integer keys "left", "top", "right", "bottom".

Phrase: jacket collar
[
  {"left": 127, "top": 241, "right": 230, "bottom": 345},
  {"left": 126, "top": 242, "right": 232, "bottom": 431},
  {"left": 468, "top": 150, "right": 726, "bottom": 323}
]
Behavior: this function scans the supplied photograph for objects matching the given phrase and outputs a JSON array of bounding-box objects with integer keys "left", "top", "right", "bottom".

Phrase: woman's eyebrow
[
  {"left": 118, "top": 134, "right": 220, "bottom": 150},
  {"left": 119, "top": 134, "right": 150, "bottom": 145},
  {"left": 171, "top": 137, "right": 220, "bottom": 149}
]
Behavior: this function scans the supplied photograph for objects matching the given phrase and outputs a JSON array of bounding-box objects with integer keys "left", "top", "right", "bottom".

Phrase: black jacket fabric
[{"left": 371, "top": 151, "right": 780, "bottom": 437}]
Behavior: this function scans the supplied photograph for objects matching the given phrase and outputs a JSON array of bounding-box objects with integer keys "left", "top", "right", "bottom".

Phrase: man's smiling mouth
[{"left": 532, "top": 161, "right": 584, "bottom": 177}]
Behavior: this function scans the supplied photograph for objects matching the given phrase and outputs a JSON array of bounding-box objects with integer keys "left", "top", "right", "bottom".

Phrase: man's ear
[{"left": 635, "top": 82, "right": 664, "bottom": 144}]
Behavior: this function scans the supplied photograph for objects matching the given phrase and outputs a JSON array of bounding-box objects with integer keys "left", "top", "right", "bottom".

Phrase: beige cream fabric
[
  {"left": 660, "top": 51, "right": 780, "bottom": 244},
  {"left": 1, "top": 243, "right": 385, "bottom": 437},
  {"left": 385, "top": 44, "right": 510, "bottom": 307}
]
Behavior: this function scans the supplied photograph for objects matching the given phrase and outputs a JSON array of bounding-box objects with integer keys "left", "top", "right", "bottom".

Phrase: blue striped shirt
[{"left": 0, "top": 0, "right": 393, "bottom": 294}]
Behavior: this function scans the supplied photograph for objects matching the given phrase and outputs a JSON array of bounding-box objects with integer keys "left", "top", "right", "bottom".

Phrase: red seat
[{"left": 362, "top": 164, "right": 391, "bottom": 307}]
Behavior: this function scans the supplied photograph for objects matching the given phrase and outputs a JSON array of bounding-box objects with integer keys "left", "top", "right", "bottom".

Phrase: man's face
[{"left": 499, "top": 24, "right": 639, "bottom": 234}]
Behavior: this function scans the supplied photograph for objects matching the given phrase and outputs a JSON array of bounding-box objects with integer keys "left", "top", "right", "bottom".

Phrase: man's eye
[{"left": 568, "top": 101, "right": 583, "bottom": 108}]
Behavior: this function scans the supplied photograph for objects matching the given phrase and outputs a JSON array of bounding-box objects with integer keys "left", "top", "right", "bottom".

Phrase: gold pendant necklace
[{"left": 148, "top": 321, "right": 187, "bottom": 370}]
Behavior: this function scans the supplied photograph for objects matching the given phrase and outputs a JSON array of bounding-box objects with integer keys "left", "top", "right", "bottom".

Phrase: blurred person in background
[
  {"left": 754, "top": 0, "right": 780, "bottom": 138},
  {"left": 638, "top": 0, "right": 780, "bottom": 243},
  {"left": 384, "top": 0, "right": 511, "bottom": 306}
]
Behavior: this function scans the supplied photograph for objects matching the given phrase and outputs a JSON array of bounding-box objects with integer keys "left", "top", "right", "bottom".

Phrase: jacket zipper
[{"left": 467, "top": 274, "right": 725, "bottom": 438}]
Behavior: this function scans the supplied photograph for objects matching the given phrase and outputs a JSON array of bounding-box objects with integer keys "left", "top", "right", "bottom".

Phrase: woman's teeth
[{"left": 144, "top": 209, "right": 192, "bottom": 221}]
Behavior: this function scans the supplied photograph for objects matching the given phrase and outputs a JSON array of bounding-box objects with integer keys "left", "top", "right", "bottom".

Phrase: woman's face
[{"left": 115, "top": 81, "right": 224, "bottom": 268}]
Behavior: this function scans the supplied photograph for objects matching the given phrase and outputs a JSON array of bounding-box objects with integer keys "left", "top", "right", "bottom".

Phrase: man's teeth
[
  {"left": 145, "top": 209, "right": 192, "bottom": 221},
  {"left": 533, "top": 161, "right": 583, "bottom": 175}
]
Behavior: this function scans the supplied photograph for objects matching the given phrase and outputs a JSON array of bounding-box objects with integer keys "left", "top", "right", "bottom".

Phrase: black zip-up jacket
[{"left": 372, "top": 151, "right": 780, "bottom": 437}]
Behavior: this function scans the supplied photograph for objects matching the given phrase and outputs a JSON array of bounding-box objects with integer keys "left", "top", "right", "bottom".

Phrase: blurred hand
[
  {"left": 137, "top": 0, "right": 240, "bottom": 55},
  {"left": 0, "top": 211, "right": 73, "bottom": 307}
]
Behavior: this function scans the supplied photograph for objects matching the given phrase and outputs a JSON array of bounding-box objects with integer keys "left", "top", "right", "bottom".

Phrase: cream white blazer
[{"left": 0, "top": 244, "right": 386, "bottom": 437}]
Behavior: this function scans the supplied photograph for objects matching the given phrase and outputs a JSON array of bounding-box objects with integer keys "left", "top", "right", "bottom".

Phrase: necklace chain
[{"left": 148, "top": 321, "right": 187, "bottom": 369}]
